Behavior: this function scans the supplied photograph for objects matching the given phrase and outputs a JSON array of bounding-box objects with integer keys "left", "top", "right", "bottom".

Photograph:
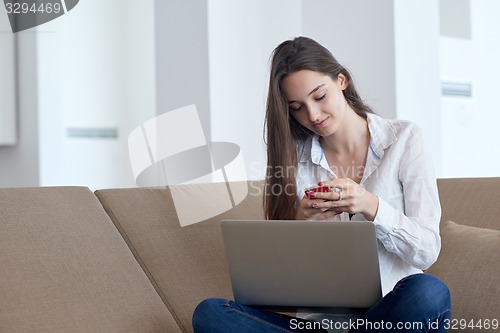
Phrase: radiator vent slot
[
  {"left": 442, "top": 81, "right": 472, "bottom": 97},
  {"left": 67, "top": 127, "right": 118, "bottom": 139}
]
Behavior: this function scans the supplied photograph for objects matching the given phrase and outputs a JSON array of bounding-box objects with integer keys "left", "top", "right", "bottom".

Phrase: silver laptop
[{"left": 221, "top": 220, "right": 382, "bottom": 309}]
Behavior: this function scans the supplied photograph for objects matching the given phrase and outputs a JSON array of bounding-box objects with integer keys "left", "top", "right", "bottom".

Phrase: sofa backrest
[
  {"left": 429, "top": 178, "right": 500, "bottom": 332},
  {"left": 437, "top": 177, "right": 500, "bottom": 231},
  {"left": 95, "top": 180, "right": 265, "bottom": 333},
  {"left": 0, "top": 187, "right": 180, "bottom": 333}
]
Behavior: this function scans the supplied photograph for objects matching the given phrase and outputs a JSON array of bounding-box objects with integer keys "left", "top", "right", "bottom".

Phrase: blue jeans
[{"left": 192, "top": 273, "right": 451, "bottom": 333}]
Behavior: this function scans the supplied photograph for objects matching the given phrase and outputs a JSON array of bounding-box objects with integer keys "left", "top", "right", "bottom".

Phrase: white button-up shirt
[{"left": 296, "top": 112, "right": 441, "bottom": 295}]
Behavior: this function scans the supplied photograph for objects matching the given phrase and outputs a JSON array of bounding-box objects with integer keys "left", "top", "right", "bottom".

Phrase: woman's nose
[{"left": 307, "top": 106, "right": 320, "bottom": 122}]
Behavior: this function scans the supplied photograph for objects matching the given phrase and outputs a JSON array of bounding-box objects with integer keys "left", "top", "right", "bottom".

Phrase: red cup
[{"left": 304, "top": 186, "right": 332, "bottom": 199}]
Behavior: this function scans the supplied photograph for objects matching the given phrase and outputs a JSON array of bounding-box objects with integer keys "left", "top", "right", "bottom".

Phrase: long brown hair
[{"left": 263, "top": 36, "right": 373, "bottom": 220}]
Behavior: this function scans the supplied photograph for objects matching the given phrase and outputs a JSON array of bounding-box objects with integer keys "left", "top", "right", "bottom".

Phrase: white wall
[
  {"left": 0, "top": 11, "right": 40, "bottom": 187},
  {"left": 208, "top": 0, "right": 302, "bottom": 180},
  {"left": 155, "top": 0, "right": 211, "bottom": 140},
  {"left": 440, "top": 0, "right": 500, "bottom": 177},
  {"left": 36, "top": 0, "right": 156, "bottom": 189},
  {"left": 0, "top": 5, "right": 16, "bottom": 145},
  {"left": 302, "top": 0, "right": 397, "bottom": 120},
  {"left": 152, "top": 0, "right": 303, "bottom": 182},
  {"left": 394, "top": 0, "right": 442, "bottom": 176}
]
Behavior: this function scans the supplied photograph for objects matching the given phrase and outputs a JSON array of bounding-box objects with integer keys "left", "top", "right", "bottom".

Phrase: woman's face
[{"left": 281, "top": 70, "right": 349, "bottom": 137}]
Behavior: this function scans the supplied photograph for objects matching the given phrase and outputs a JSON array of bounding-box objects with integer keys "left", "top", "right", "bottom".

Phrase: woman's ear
[{"left": 337, "top": 73, "right": 348, "bottom": 90}]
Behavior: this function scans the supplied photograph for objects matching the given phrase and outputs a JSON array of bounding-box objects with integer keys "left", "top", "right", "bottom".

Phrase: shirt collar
[
  {"left": 366, "top": 113, "right": 397, "bottom": 160},
  {"left": 297, "top": 135, "right": 319, "bottom": 163}
]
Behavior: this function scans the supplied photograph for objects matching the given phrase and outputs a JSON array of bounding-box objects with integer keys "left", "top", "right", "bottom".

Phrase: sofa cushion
[
  {"left": 426, "top": 221, "right": 500, "bottom": 332},
  {"left": 95, "top": 181, "right": 265, "bottom": 333},
  {"left": 437, "top": 178, "right": 500, "bottom": 231},
  {"left": 0, "top": 187, "right": 180, "bottom": 333}
]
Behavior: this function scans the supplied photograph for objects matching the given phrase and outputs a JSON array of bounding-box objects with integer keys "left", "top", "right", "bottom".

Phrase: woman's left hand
[{"left": 308, "top": 178, "right": 379, "bottom": 221}]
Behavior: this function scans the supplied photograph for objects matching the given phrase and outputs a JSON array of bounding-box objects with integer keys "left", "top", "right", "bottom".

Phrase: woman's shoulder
[{"left": 367, "top": 113, "right": 421, "bottom": 139}]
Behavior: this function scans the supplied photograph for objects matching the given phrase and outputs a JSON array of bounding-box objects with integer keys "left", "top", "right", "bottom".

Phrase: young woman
[{"left": 192, "top": 36, "right": 451, "bottom": 333}]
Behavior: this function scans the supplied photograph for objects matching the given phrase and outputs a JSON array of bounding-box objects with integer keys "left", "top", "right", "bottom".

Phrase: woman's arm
[{"left": 372, "top": 125, "right": 441, "bottom": 270}]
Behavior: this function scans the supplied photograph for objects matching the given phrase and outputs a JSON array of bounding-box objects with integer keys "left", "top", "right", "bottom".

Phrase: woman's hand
[
  {"left": 307, "top": 178, "right": 380, "bottom": 221},
  {"left": 295, "top": 195, "right": 342, "bottom": 221}
]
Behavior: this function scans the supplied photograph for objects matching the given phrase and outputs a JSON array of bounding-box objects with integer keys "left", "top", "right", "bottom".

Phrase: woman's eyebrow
[
  {"left": 307, "top": 84, "right": 325, "bottom": 96},
  {"left": 288, "top": 84, "right": 326, "bottom": 104}
]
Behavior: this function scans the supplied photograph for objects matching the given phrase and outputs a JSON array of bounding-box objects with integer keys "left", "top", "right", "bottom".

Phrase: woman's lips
[{"left": 313, "top": 117, "right": 329, "bottom": 128}]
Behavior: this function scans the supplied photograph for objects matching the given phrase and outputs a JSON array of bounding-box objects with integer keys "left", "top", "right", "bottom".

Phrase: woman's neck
[{"left": 320, "top": 109, "right": 369, "bottom": 155}]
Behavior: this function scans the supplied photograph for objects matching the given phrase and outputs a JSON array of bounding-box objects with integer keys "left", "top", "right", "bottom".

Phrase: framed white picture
[{"left": 0, "top": 9, "right": 16, "bottom": 145}]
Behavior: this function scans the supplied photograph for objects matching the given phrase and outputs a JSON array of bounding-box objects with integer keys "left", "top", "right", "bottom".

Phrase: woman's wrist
[{"left": 363, "top": 192, "right": 379, "bottom": 222}]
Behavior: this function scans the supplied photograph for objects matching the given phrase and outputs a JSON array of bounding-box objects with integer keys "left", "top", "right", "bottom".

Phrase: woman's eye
[
  {"left": 315, "top": 94, "right": 326, "bottom": 101},
  {"left": 290, "top": 105, "right": 302, "bottom": 112}
]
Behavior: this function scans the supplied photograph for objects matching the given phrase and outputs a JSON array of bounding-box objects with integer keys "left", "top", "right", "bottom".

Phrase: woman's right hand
[{"left": 295, "top": 195, "right": 342, "bottom": 220}]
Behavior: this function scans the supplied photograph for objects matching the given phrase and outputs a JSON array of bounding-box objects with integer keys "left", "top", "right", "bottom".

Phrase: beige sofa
[{"left": 1, "top": 178, "right": 499, "bottom": 333}]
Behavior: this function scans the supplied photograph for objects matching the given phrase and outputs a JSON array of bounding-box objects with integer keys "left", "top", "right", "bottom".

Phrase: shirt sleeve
[{"left": 373, "top": 125, "right": 441, "bottom": 270}]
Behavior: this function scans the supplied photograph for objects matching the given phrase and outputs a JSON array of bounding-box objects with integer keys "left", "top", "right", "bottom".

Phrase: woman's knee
[
  {"left": 192, "top": 298, "right": 229, "bottom": 331},
  {"left": 401, "top": 273, "right": 450, "bottom": 294},
  {"left": 397, "top": 273, "right": 451, "bottom": 309},
  {"left": 194, "top": 298, "right": 226, "bottom": 313}
]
